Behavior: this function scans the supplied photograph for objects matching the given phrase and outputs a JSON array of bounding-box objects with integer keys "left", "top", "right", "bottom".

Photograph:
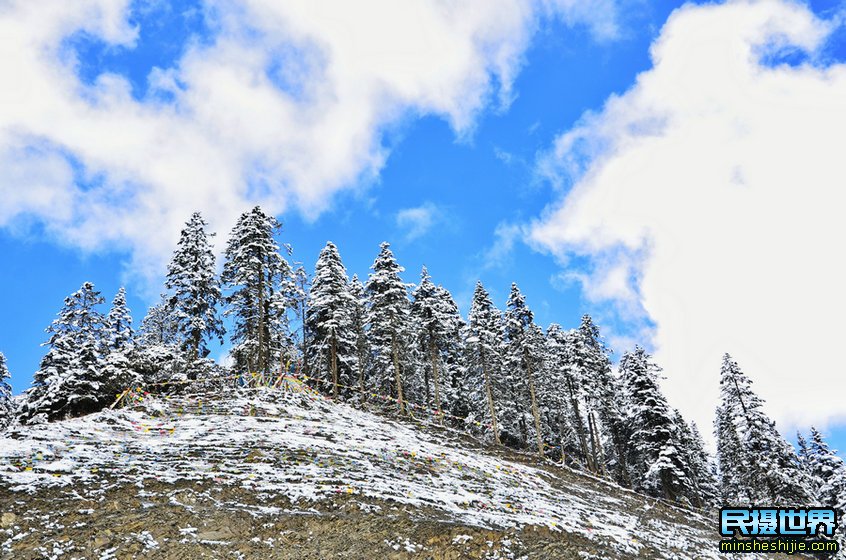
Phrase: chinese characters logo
[
  {"left": 718, "top": 508, "right": 839, "bottom": 555},
  {"left": 720, "top": 508, "right": 836, "bottom": 537}
]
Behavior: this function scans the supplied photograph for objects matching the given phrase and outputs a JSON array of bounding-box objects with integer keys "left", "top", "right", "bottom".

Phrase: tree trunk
[
  {"left": 191, "top": 330, "right": 200, "bottom": 363},
  {"left": 423, "top": 362, "right": 431, "bottom": 408},
  {"left": 300, "top": 293, "right": 309, "bottom": 378},
  {"left": 330, "top": 330, "right": 339, "bottom": 399},
  {"left": 358, "top": 344, "right": 367, "bottom": 403},
  {"left": 263, "top": 300, "right": 273, "bottom": 380},
  {"left": 278, "top": 352, "right": 286, "bottom": 389},
  {"left": 588, "top": 410, "right": 607, "bottom": 477},
  {"left": 587, "top": 409, "right": 599, "bottom": 474},
  {"left": 565, "top": 373, "right": 591, "bottom": 471},
  {"left": 481, "top": 350, "right": 501, "bottom": 445},
  {"left": 256, "top": 266, "right": 265, "bottom": 374},
  {"left": 575, "top": 408, "right": 592, "bottom": 471},
  {"left": 391, "top": 331, "right": 405, "bottom": 415},
  {"left": 430, "top": 337, "right": 442, "bottom": 425},
  {"left": 559, "top": 425, "right": 568, "bottom": 466},
  {"left": 609, "top": 418, "right": 631, "bottom": 487},
  {"left": 731, "top": 375, "right": 750, "bottom": 418},
  {"left": 661, "top": 471, "right": 676, "bottom": 503},
  {"left": 526, "top": 356, "right": 544, "bottom": 457}
]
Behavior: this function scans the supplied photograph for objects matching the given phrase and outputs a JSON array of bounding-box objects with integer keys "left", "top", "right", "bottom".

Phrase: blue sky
[{"left": 0, "top": 0, "right": 844, "bottom": 452}]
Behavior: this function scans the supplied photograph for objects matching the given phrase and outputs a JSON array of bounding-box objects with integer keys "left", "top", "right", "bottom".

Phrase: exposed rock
[{"left": 0, "top": 390, "right": 802, "bottom": 559}]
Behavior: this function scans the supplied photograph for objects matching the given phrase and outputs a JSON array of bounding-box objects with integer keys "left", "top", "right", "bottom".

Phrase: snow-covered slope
[{"left": 0, "top": 387, "right": 777, "bottom": 559}]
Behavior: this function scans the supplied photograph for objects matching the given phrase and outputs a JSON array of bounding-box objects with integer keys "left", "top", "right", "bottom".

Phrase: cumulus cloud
[
  {"left": 529, "top": 0, "right": 846, "bottom": 436},
  {"left": 0, "top": 0, "right": 615, "bottom": 285},
  {"left": 395, "top": 202, "right": 442, "bottom": 242},
  {"left": 481, "top": 222, "right": 526, "bottom": 270}
]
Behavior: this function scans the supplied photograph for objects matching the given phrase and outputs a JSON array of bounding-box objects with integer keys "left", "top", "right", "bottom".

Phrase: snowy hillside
[{"left": 0, "top": 386, "right": 790, "bottom": 559}]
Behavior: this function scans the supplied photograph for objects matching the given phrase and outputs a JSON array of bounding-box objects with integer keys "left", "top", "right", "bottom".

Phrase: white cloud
[
  {"left": 395, "top": 202, "right": 442, "bottom": 242},
  {"left": 481, "top": 221, "right": 525, "bottom": 270},
  {"left": 0, "top": 0, "right": 615, "bottom": 286},
  {"left": 529, "top": 0, "right": 846, "bottom": 437},
  {"left": 494, "top": 147, "right": 516, "bottom": 165}
]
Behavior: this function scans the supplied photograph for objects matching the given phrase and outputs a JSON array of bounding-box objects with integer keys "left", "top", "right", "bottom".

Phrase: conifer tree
[
  {"left": 465, "top": 282, "right": 503, "bottom": 444},
  {"left": 502, "top": 283, "right": 545, "bottom": 454},
  {"left": 572, "top": 315, "right": 627, "bottom": 480},
  {"left": 411, "top": 267, "right": 462, "bottom": 423},
  {"left": 674, "top": 413, "right": 719, "bottom": 506},
  {"left": 165, "top": 212, "right": 224, "bottom": 361},
  {"left": 271, "top": 242, "right": 301, "bottom": 378},
  {"left": 807, "top": 428, "right": 846, "bottom": 521},
  {"left": 411, "top": 268, "right": 438, "bottom": 410},
  {"left": 365, "top": 242, "right": 415, "bottom": 414},
  {"left": 797, "top": 432, "right": 812, "bottom": 474},
  {"left": 291, "top": 264, "right": 310, "bottom": 376},
  {"left": 138, "top": 297, "right": 181, "bottom": 348},
  {"left": 545, "top": 324, "right": 592, "bottom": 467},
  {"left": 806, "top": 428, "right": 846, "bottom": 553},
  {"left": 717, "top": 354, "right": 813, "bottom": 504},
  {"left": 541, "top": 324, "right": 584, "bottom": 465},
  {"left": 105, "top": 287, "right": 133, "bottom": 351},
  {"left": 451, "top": 320, "right": 474, "bottom": 419},
  {"left": 222, "top": 206, "right": 295, "bottom": 376},
  {"left": 621, "top": 347, "right": 699, "bottom": 504},
  {"left": 574, "top": 315, "right": 605, "bottom": 472},
  {"left": 306, "top": 242, "right": 358, "bottom": 397},
  {"left": 129, "top": 297, "right": 185, "bottom": 384},
  {"left": 436, "top": 286, "right": 468, "bottom": 423},
  {"left": 0, "top": 352, "right": 13, "bottom": 429},
  {"left": 102, "top": 287, "right": 136, "bottom": 390},
  {"left": 715, "top": 402, "right": 751, "bottom": 504},
  {"left": 20, "top": 282, "right": 118, "bottom": 422},
  {"left": 349, "top": 275, "right": 370, "bottom": 401}
]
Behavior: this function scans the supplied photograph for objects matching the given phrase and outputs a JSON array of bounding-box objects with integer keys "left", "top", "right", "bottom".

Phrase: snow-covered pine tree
[
  {"left": 102, "top": 287, "right": 136, "bottom": 392},
  {"left": 20, "top": 282, "right": 117, "bottom": 422},
  {"left": 547, "top": 324, "right": 594, "bottom": 467},
  {"left": 717, "top": 354, "right": 814, "bottom": 505},
  {"left": 411, "top": 267, "right": 438, "bottom": 410},
  {"left": 266, "top": 242, "right": 300, "bottom": 381},
  {"left": 542, "top": 324, "right": 584, "bottom": 466},
  {"left": 715, "top": 402, "right": 751, "bottom": 504},
  {"left": 620, "top": 347, "right": 699, "bottom": 505},
  {"left": 527, "top": 322, "right": 548, "bottom": 435},
  {"left": 0, "top": 352, "right": 13, "bottom": 429},
  {"left": 291, "top": 263, "right": 309, "bottom": 376},
  {"left": 129, "top": 297, "right": 185, "bottom": 384},
  {"left": 435, "top": 285, "right": 468, "bottom": 424},
  {"left": 165, "top": 212, "right": 225, "bottom": 361},
  {"left": 138, "top": 296, "right": 181, "bottom": 348},
  {"left": 104, "top": 287, "right": 133, "bottom": 351},
  {"left": 349, "top": 274, "right": 370, "bottom": 401},
  {"left": 411, "top": 267, "right": 462, "bottom": 423},
  {"left": 807, "top": 428, "right": 846, "bottom": 531},
  {"left": 797, "top": 432, "right": 812, "bottom": 474},
  {"left": 501, "top": 283, "right": 545, "bottom": 454},
  {"left": 306, "top": 242, "right": 358, "bottom": 398},
  {"left": 222, "top": 206, "right": 296, "bottom": 377},
  {"left": 572, "top": 315, "right": 627, "bottom": 480},
  {"left": 465, "top": 281, "right": 504, "bottom": 444},
  {"left": 674, "top": 413, "right": 720, "bottom": 506},
  {"left": 365, "top": 242, "right": 416, "bottom": 414}
]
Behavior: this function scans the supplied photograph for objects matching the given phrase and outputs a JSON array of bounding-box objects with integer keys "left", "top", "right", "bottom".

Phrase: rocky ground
[
  {"left": 0, "top": 387, "right": 806, "bottom": 559},
  {"left": 0, "top": 476, "right": 629, "bottom": 559}
]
